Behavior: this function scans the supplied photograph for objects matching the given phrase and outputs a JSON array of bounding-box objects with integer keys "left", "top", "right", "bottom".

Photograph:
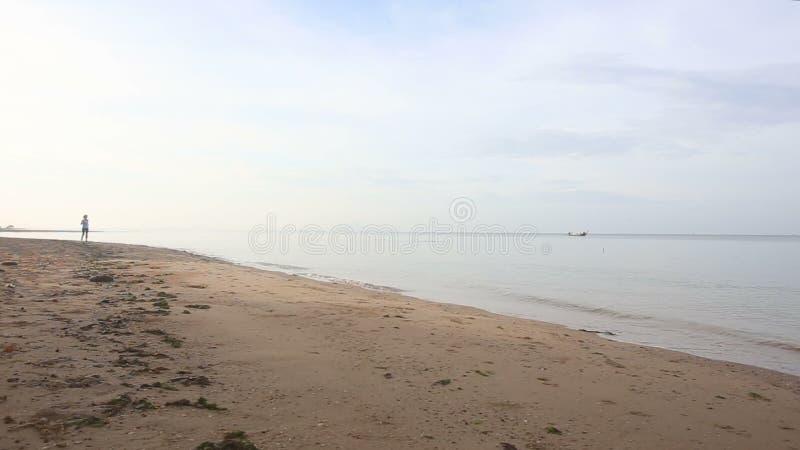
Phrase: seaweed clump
[
  {"left": 196, "top": 431, "right": 259, "bottom": 450},
  {"left": 166, "top": 397, "right": 226, "bottom": 410}
]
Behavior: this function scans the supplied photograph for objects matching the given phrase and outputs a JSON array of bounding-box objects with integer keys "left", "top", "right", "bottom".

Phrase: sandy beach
[{"left": 1, "top": 237, "right": 798, "bottom": 450}]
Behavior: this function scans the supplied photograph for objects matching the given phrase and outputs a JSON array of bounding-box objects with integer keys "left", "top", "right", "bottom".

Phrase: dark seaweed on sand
[{"left": 196, "top": 431, "right": 259, "bottom": 450}]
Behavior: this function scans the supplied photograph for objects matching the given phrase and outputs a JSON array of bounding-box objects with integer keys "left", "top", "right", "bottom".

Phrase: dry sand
[{"left": 1, "top": 237, "right": 798, "bottom": 449}]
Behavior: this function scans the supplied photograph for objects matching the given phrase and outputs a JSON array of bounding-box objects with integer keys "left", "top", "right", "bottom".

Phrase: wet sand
[{"left": 1, "top": 237, "right": 798, "bottom": 449}]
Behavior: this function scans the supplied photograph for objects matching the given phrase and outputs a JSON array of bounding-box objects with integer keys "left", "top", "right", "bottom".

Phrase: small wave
[
  {"left": 250, "top": 261, "right": 310, "bottom": 271},
  {"left": 513, "top": 292, "right": 800, "bottom": 359},
  {"left": 246, "top": 262, "right": 403, "bottom": 292},
  {"left": 517, "top": 294, "right": 654, "bottom": 321},
  {"left": 648, "top": 318, "right": 800, "bottom": 355},
  {"left": 754, "top": 340, "right": 800, "bottom": 353},
  {"left": 302, "top": 273, "right": 404, "bottom": 293}
]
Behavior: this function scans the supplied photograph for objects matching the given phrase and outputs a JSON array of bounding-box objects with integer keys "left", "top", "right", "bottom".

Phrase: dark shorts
[{"left": 82, "top": 228, "right": 89, "bottom": 232}]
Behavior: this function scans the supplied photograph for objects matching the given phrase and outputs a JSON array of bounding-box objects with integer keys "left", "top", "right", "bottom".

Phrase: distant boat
[{"left": 568, "top": 231, "right": 588, "bottom": 236}]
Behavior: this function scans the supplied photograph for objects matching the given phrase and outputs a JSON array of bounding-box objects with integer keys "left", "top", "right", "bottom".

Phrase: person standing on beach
[{"left": 80, "top": 215, "right": 89, "bottom": 242}]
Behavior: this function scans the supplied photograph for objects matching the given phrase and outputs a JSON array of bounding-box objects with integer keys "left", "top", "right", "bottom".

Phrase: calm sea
[{"left": 4, "top": 230, "right": 799, "bottom": 375}]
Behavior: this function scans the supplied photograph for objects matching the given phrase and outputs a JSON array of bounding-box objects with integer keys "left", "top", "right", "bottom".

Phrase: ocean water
[{"left": 4, "top": 230, "right": 799, "bottom": 375}]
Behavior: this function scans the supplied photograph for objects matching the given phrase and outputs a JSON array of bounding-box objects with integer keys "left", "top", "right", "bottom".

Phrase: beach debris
[
  {"left": 142, "top": 329, "right": 183, "bottom": 347},
  {"left": 163, "top": 335, "right": 183, "bottom": 348},
  {"left": 104, "top": 394, "right": 133, "bottom": 415},
  {"left": 433, "top": 378, "right": 452, "bottom": 386},
  {"left": 383, "top": 373, "right": 393, "bottom": 379},
  {"left": 113, "top": 356, "right": 148, "bottom": 367},
  {"left": 1, "top": 261, "right": 18, "bottom": 266},
  {"left": 80, "top": 323, "right": 98, "bottom": 331},
  {"left": 97, "top": 316, "right": 130, "bottom": 334},
  {"left": 89, "top": 275, "right": 114, "bottom": 282},
  {"left": 3, "top": 416, "right": 14, "bottom": 424},
  {"left": 4, "top": 283, "right": 15, "bottom": 289},
  {"left": 195, "top": 397, "right": 225, "bottom": 410},
  {"left": 152, "top": 299, "right": 171, "bottom": 309},
  {"left": 545, "top": 425, "right": 562, "bottom": 435},
  {"left": 140, "top": 381, "right": 178, "bottom": 391},
  {"left": 747, "top": 392, "right": 770, "bottom": 401},
  {"left": 186, "top": 304, "right": 211, "bottom": 309},
  {"left": 65, "top": 375, "right": 102, "bottom": 388},
  {"left": 18, "top": 410, "right": 107, "bottom": 436},
  {"left": 166, "top": 397, "right": 226, "bottom": 410},
  {"left": 170, "top": 375, "right": 211, "bottom": 386},
  {"left": 132, "top": 366, "right": 169, "bottom": 375},
  {"left": 103, "top": 394, "right": 156, "bottom": 415},
  {"left": 500, "top": 443, "right": 519, "bottom": 450},
  {"left": 474, "top": 369, "right": 493, "bottom": 377},
  {"left": 3, "top": 343, "right": 19, "bottom": 353},
  {"left": 579, "top": 328, "right": 617, "bottom": 336},
  {"left": 196, "top": 431, "right": 259, "bottom": 450},
  {"left": 187, "top": 284, "right": 207, "bottom": 289},
  {"left": 114, "top": 344, "right": 155, "bottom": 358},
  {"left": 65, "top": 415, "right": 105, "bottom": 429},
  {"left": 156, "top": 291, "right": 177, "bottom": 299},
  {"left": 132, "top": 398, "right": 156, "bottom": 410},
  {"left": 117, "top": 346, "right": 171, "bottom": 359}
]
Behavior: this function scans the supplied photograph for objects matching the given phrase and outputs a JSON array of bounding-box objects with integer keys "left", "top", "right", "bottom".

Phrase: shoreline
[
  {"left": 0, "top": 230, "right": 82, "bottom": 233},
  {"left": 1, "top": 237, "right": 799, "bottom": 449},
  {"left": 237, "top": 257, "right": 800, "bottom": 377},
  {"left": 4, "top": 235, "right": 800, "bottom": 375},
  {"left": 5, "top": 232, "right": 798, "bottom": 377},
  {"left": 246, "top": 262, "right": 800, "bottom": 376},
  {"left": 3, "top": 235, "right": 799, "bottom": 375}
]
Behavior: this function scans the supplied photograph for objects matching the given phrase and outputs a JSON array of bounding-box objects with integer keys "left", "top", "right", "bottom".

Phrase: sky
[{"left": 1, "top": 0, "right": 799, "bottom": 234}]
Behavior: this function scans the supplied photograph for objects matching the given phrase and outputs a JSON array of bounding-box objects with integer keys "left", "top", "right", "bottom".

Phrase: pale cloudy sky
[{"left": 1, "top": 0, "right": 798, "bottom": 234}]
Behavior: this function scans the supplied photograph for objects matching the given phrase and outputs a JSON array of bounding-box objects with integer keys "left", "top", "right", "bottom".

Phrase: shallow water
[{"left": 4, "top": 230, "right": 799, "bottom": 375}]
